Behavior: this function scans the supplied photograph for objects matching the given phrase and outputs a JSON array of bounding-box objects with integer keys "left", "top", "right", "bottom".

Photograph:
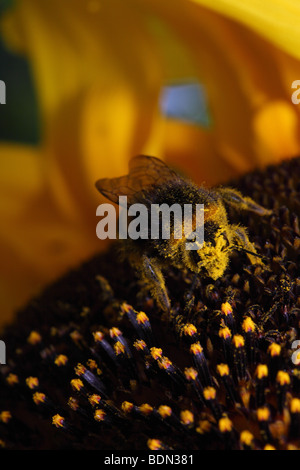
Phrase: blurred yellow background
[{"left": 0, "top": 0, "right": 300, "bottom": 329}]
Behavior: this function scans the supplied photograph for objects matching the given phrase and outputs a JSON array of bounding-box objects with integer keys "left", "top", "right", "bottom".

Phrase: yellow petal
[{"left": 191, "top": 0, "right": 300, "bottom": 60}]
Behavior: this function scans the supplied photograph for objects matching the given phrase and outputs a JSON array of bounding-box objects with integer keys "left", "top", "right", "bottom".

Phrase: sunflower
[{"left": 0, "top": 0, "right": 299, "bottom": 327}]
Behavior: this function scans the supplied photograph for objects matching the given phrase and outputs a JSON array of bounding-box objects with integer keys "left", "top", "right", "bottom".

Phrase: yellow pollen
[
  {"left": 70, "top": 330, "right": 82, "bottom": 342},
  {"left": 121, "top": 303, "right": 132, "bottom": 314},
  {"left": 218, "top": 416, "right": 233, "bottom": 433},
  {"left": 190, "top": 342, "right": 203, "bottom": 355},
  {"left": 148, "top": 439, "right": 162, "bottom": 450},
  {"left": 276, "top": 370, "right": 290, "bottom": 386},
  {"left": 26, "top": 377, "right": 39, "bottom": 389},
  {"left": 232, "top": 335, "right": 245, "bottom": 348},
  {"left": 27, "top": 331, "right": 42, "bottom": 345},
  {"left": 268, "top": 343, "right": 281, "bottom": 356},
  {"left": 0, "top": 411, "right": 12, "bottom": 423},
  {"left": 255, "top": 364, "right": 268, "bottom": 379},
  {"left": 93, "top": 331, "right": 104, "bottom": 342},
  {"left": 183, "top": 324, "right": 197, "bottom": 336},
  {"left": 203, "top": 386, "right": 216, "bottom": 400},
  {"left": 133, "top": 340, "right": 147, "bottom": 350},
  {"left": 216, "top": 363, "right": 229, "bottom": 376},
  {"left": 196, "top": 420, "right": 211, "bottom": 434},
  {"left": 158, "top": 405, "right": 172, "bottom": 418},
  {"left": 257, "top": 406, "right": 270, "bottom": 421},
  {"left": 158, "top": 357, "right": 172, "bottom": 370},
  {"left": 150, "top": 347, "right": 163, "bottom": 359},
  {"left": 52, "top": 414, "right": 65, "bottom": 428},
  {"left": 180, "top": 410, "right": 194, "bottom": 425},
  {"left": 109, "top": 327, "right": 122, "bottom": 338},
  {"left": 89, "top": 394, "right": 101, "bottom": 406},
  {"left": 86, "top": 359, "right": 97, "bottom": 370},
  {"left": 6, "top": 373, "right": 19, "bottom": 386},
  {"left": 242, "top": 317, "right": 256, "bottom": 333},
  {"left": 33, "top": 392, "right": 46, "bottom": 405},
  {"left": 290, "top": 398, "right": 300, "bottom": 413},
  {"left": 114, "top": 341, "right": 125, "bottom": 355},
  {"left": 184, "top": 367, "right": 198, "bottom": 381},
  {"left": 70, "top": 378, "right": 84, "bottom": 391},
  {"left": 54, "top": 354, "right": 68, "bottom": 366},
  {"left": 139, "top": 403, "right": 153, "bottom": 415},
  {"left": 218, "top": 326, "right": 231, "bottom": 339},
  {"left": 240, "top": 430, "right": 254, "bottom": 446},
  {"left": 68, "top": 397, "right": 79, "bottom": 410},
  {"left": 122, "top": 401, "right": 134, "bottom": 413},
  {"left": 221, "top": 302, "right": 233, "bottom": 316},
  {"left": 136, "top": 312, "right": 149, "bottom": 324},
  {"left": 75, "top": 363, "right": 86, "bottom": 376},
  {"left": 94, "top": 409, "right": 106, "bottom": 421}
]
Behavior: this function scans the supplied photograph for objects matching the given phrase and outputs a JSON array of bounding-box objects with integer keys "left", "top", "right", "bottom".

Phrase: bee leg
[
  {"left": 231, "top": 225, "right": 264, "bottom": 265},
  {"left": 139, "top": 255, "right": 171, "bottom": 313},
  {"left": 216, "top": 187, "right": 272, "bottom": 216}
]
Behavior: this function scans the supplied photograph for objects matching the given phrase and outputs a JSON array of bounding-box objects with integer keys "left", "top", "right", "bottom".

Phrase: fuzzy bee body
[{"left": 96, "top": 156, "right": 272, "bottom": 312}]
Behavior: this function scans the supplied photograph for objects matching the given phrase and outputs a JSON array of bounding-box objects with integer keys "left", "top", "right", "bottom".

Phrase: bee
[{"left": 95, "top": 155, "right": 272, "bottom": 312}]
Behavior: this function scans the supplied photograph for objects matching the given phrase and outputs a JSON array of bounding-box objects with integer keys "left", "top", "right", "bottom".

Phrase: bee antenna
[{"left": 233, "top": 245, "right": 269, "bottom": 262}]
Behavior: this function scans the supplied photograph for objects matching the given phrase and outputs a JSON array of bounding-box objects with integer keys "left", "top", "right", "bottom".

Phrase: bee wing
[
  {"left": 95, "top": 155, "right": 181, "bottom": 205},
  {"left": 95, "top": 175, "right": 138, "bottom": 206}
]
